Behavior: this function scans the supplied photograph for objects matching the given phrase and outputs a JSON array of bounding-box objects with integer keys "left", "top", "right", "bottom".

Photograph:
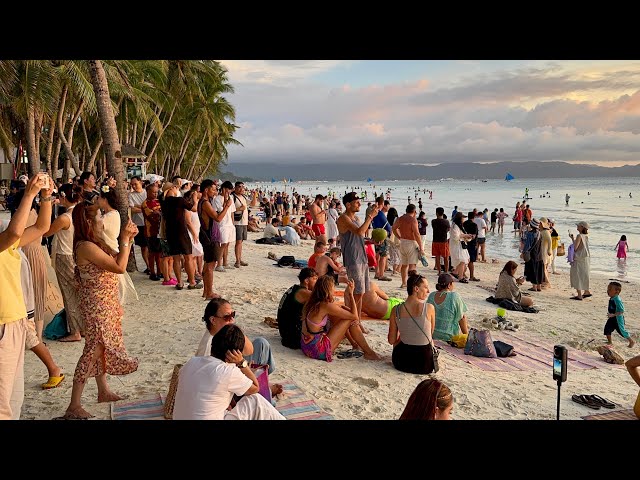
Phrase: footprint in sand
[{"left": 353, "top": 377, "right": 379, "bottom": 389}]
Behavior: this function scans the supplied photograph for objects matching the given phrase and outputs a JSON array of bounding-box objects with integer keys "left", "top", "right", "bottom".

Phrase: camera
[{"left": 553, "top": 345, "right": 567, "bottom": 383}]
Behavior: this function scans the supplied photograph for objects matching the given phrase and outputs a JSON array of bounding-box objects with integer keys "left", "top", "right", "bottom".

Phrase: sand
[{"left": 21, "top": 231, "right": 639, "bottom": 420}]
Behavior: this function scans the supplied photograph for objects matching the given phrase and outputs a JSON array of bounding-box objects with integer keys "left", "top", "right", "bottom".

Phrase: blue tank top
[{"left": 341, "top": 216, "right": 367, "bottom": 267}]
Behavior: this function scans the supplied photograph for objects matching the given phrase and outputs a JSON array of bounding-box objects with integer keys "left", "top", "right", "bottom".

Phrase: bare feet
[
  {"left": 364, "top": 351, "right": 383, "bottom": 361},
  {"left": 270, "top": 383, "right": 284, "bottom": 396},
  {"left": 98, "top": 391, "right": 124, "bottom": 403},
  {"left": 59, "top": 333, "right": 82, "bottom": 342},
  {"left": 629, "top": 339, "right": 636, "bottom": 348}
]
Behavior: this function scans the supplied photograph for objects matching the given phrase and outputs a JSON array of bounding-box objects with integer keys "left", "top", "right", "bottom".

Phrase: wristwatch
[
  {"left": 121, "top": 242, "right": 130, "bottom": 248},
  {"left": 237, "top": 359, "right": 248, "bottom": 369}
]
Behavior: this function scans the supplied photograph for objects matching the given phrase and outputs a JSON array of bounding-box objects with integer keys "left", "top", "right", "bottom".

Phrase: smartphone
[{"left": 553, "top": 345, "right": 568, "bottom": 382}]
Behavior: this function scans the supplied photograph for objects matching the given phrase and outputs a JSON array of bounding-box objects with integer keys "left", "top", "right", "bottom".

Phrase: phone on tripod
[{"left": 553, "top": 345, "right": 567, "bottom": 382}]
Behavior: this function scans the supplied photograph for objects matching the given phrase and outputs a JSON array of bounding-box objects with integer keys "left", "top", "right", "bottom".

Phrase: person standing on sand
[
  {"left": 431, "top": 207, "right": 450, "bottom": 275},
  {"left": 60, "top": 203, "right": 139, "bottom": 420},
  {"left": 310, "top": 194, "right": 327, "bottom": 245},
  {"left": 569, "top": 221, "right": 591, "bottom": 300},
  {"left": 392, "top": 204, "right": 425, "bottom": 289},
  {"left": 337, "top": 192, "right": 378, "bottom": 331}
]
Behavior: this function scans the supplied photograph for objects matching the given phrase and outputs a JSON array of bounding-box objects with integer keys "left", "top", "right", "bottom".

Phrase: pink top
[
  {"left": 617, "top": 240, "right": 627, "bottom": 258},
  {"left": 306, "top": 313, "right": 329, "bottom": 333}
]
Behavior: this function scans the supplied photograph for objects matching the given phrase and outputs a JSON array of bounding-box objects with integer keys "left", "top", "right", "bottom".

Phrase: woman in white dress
[
  {"left": 569, "top": 221, "right": 591, "bottom": 300},
  {"left": 449, "top": 212, "right": 474, "bottom": 283},
  {"left": 326, "top": 200, "right": 339, "bottom": 244},
  {"left": 184, "top": 190, "right": 204, "bottom": 280}
]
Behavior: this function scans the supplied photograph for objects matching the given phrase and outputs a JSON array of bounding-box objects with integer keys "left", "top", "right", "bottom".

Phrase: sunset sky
[{"left": 219, "top": 60, "right": 640, "bottom": 167}]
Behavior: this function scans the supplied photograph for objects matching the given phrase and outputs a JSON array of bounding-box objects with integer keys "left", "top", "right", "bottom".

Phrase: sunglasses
[{"left": 215, "top": 311, "right": 236, "bottom": 321}]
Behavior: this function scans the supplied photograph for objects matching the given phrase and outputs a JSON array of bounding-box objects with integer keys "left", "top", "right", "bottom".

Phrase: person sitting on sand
[
  {"left": 277, "top": 268, "right": 318, "bottom": 349},
  {"left": 625, "top": 354, "right": 640, "bottom": 418},
  {"left": 399, "top": 378, "right": 454, "bottom": 420},
  {"left": 301, "top": 276, "right": 381, "bottom": 362},
  {"left": 247, "top": 214, "right": 261, "bottom": 232},
  {"left": 308, "top": 241, "right": 327, "bottom": 269},
  {"left": 427, "top": 273, "right": 469, "bottom": 342},
  {"left": 196, "top": 298, "right": 277, "bottom": 375},
  {"left": 174, "top": 324, "right": 285, "bottom": 420},
  {"left": 263, "top": 218, "right": 281, "bottom": 239},
  {"left": 314, "top": 247, "right": 347, "bottom": 284},
  {"left": 495, "top": 260, "right": 535, "bottom": 308},
  {"left": 388, "top": 271, "right": 437, "bottom": 374}
]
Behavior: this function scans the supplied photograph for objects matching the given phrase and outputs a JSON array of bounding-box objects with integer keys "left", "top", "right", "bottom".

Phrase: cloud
[{"left": 221, "top": 62, "right": 640, "bottom": 166}]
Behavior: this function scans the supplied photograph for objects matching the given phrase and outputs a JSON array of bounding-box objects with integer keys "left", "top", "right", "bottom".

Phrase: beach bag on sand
[
  {"left": 251, "top": 364, "right": 272, "bottom": 405},
  {"left": 164, "top": 364, "right": 183, "bottom": 420},
  {"left": 493, "top": 340, "right": 516, "bottom": 357},
  {"left": 556, "top": 243, "right": 565, "bottom": 256},
  {"left": 43, "top": 309, "right": 68, "bottom": 340},
  {"left": 277, "top": 255, "right": 296, "bottom": 267},
  {"left": 464, "top": 328, "right": 497, "bottom": 358}
]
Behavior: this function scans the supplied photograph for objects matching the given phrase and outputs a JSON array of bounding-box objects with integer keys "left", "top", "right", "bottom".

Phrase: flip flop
[
  {"left": 582, "top": 294, "right": 593, "bottom": 298},
  {"left": 586, "top": 394, "right": 616, "bottom": 409},
  {"left": 571, "top": 394, "right": 601, "bottom": 410},
  {"left": 42, "top": 374, "right": 65, "bottom": 390},
  {"left": 336, "top": 349, "right": 364, "bottom": 359},
  {"left": 570, "top": 296, "right": 583, "bottom": 300}
]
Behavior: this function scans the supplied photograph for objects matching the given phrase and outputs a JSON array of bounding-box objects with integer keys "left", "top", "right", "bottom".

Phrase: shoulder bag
[{"left": 398, "top": 303, "right": 439, "bottom": 373}]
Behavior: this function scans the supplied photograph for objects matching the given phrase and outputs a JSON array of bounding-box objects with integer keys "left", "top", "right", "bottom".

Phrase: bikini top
[{"left": 306, "top": 313, "right": 329, "bottom": 334}]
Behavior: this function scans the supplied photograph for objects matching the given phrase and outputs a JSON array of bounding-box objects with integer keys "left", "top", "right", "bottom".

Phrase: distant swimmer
[
  {"left": 565, "top": 193, "right": 570, "bottom": 206},
  {"left": 630, "top": 192, "right": 633, "bottom": 198},
  {"left": 588, "top": 192, "right": 590, "bottom": 196}
]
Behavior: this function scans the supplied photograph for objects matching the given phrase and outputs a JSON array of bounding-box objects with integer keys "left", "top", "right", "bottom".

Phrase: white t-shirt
[
  {"left": 263, "top": 223, "right": 279, "bottom": 238},
  {"left": 128, "top": 190, "right": 147, "bottom": 227},
  {"left": 232, "top": 193, "right": 248, "bottom": 226},
  {"left": 172, "top": 356, "right": 252, "bottom": 420},
  {"left": 195, "top": 330, "right": 213, "bottom": 357},
  {"left": 473, "top": 218, "right": 487, "bottom": 239},
  {"left": 212, "top": 195, "right": 236, "bottom": 230}
]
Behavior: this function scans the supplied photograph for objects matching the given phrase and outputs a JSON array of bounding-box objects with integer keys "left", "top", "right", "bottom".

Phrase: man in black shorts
[{"left": 463, "top": 211, "right": 480, "bottom": 281}]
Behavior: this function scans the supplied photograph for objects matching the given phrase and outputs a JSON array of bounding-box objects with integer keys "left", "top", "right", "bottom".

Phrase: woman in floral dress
[{"left": 61, "top": 202, "right": 139, "bottom": 420}]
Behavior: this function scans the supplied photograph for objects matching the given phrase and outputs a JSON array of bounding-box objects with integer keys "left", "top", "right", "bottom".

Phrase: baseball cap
[
  {"left": 342, "top": 192, "right": 359, "bottom": 205},
  {"left": 437, "top": 273, "right": 456, "bottom": 286}
]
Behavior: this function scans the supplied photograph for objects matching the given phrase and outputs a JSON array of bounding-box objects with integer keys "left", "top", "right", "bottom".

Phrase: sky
[{"left": 218, "top": 60, "right": 640, "bottom": 167}]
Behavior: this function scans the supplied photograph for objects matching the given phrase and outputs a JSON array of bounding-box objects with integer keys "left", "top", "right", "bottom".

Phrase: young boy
[{"left": 605, "top": 282, "right": 635, "bottom": 348}]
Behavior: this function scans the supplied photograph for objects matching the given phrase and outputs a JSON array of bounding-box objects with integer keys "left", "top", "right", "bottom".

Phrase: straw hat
[
  {"left": 529, "top": 218, "right": 540, "bottom": 229},
  {"left": 577, "top": 221, "right": 590, "bottom": 230},
  {"left": 538, "top": 217, "right": 549, "bottom": 229},
  {"left": 161, "top": 182, "right": 175, "bottom": 193}
]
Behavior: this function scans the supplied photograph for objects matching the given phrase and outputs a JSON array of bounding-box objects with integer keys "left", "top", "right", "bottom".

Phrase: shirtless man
[
  {"left": 315, "top": 247, "right": 347, "bottom": 283},
  {"left": 392, "top": 203, "right": 424, "bottom": 288},
  {"left": 310, "top": 194, "right": 327, "bottom": 245},
  {"left": 345, "top": 281, "right": 403, "bottom": 320},
  {"left": 198, "top": 180, "right": 232, "bottom": 300}
]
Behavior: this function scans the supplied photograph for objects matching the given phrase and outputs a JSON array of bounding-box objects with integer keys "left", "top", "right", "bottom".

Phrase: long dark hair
[
  {"left": 386, "top": 207, "right": 399, "bottom": 226},
  {"left": 302, "top": 275, "right": 334, "bottom": 321},
  {"left": 501, "top": 260, "right": 519, "bottom": 277},
  {"left": 59, "top": 184, "right": 81, "bottom": 204},
  {"left": 407, "top": 270, "right": 425, "bottom": 297},
  {"left": 399, "top": 379, "right": 453, "bottom": 420}
]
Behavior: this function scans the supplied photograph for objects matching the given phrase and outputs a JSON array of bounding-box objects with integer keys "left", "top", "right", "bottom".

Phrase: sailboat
[{"left": 505, "top": 173, "right": 515, "bottom": 181}]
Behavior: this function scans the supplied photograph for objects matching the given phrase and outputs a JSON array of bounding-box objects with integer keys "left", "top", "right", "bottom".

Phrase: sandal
[
  {"left": 570, "top": 296, "right": 583, "bottom": 301},
  {"left": 336, "top": 349, "right": 364, "bottom": 359},
  {"left": 42, "top": 374, "right": 65, "bottom": 389},
  {"left": 586, "top": 394, "right": 616, "bottom": 409},
  {"left": 571, "top": 394, "right": 601, "bottom": 410},
  {"left": 459, "top": 278, "right": 469, "bottom": 283},
  {"left": 582, "top": 294, "right": 593, "bottom": 298}
]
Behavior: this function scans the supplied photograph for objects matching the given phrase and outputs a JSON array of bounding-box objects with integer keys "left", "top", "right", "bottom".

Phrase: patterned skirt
[{"left": 54, "top": 254, "right": 84, "bottom": 335}]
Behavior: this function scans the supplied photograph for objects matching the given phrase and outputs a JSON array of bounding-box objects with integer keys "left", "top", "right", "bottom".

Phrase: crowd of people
[{"left": 1, "top": 171, "right": 638, "bottom": 422}]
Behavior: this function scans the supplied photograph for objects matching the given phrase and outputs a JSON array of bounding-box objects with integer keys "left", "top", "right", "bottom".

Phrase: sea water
[{"left": 250, "top": 176, "right": 639, "bottom": 281}]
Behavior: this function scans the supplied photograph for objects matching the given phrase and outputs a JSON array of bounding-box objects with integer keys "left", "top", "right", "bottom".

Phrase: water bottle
[{"left": 418, "top": 248, "right": 428, "bottom": 267}]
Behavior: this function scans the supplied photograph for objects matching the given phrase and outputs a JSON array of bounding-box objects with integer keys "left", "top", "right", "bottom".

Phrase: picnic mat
[
  {"left": 111, "top": 393, "right": 166, "bottom": 420},
  {"left": 582, "top": 409, "right": 638, "bottom": 420},
  {"left": 434, "top": 331, "right": 618, "bottom": 372},
  {"left": 274, "top": 379, "right": 334, "bottom": 420}
]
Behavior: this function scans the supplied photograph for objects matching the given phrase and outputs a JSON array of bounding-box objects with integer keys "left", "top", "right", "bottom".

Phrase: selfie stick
[{"left": 556, "top": 379, "right": 561, "bottom": 421}]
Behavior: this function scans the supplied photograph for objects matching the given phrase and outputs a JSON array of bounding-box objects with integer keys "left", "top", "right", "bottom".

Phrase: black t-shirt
[
  {"left": 277, "top": 284, "right": 304, "bottom": 349},
  {"left": 431, "top": 218, "right": 450, "bottom": 243},
  {"left": 463, "top": 219, "right": 478, "bottom": 236},
  {"left": 162, "top": 196, "right": 187, "bottom": 233},
  {"left": 417, "top": 218, "right": 427, "bottom": 235},
  {"left": 491, "top": 211, "right": 497, "bottom": 223}
]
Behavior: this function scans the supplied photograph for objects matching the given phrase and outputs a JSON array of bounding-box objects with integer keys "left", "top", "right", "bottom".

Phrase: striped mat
[
  {"left": 582, "top": 409, "right": 638, "bottom": 420},
  {"left": 275, "top": 379, "right": 334, "bottom": 420},
  {"left": 434, "top": 331, "right": 617, "bottom": 373},
  {"left": 111, "top": 394, "right": 166, "bottom": 420}
]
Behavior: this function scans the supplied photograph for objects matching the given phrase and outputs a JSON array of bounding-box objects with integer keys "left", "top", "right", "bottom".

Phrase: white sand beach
[{"left": 22, "top": 232, "right": 639, "bottom": 420}]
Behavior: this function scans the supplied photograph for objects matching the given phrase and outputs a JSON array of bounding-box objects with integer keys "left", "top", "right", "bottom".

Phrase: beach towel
[
  {"left": 581, "top": 409, "right": 637, "bottom": 420},
  {"left": 111, "top": 394, "right": 166, "bottom": 420},
  {"left": 274, "top": 379, "right": 334, "bottom": 420},
  {"left": 434, "top": 331, "right": 622, "bottom": 372}
]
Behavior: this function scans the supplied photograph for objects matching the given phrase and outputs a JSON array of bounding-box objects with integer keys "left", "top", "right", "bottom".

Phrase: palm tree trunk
[
  {"left": 88, "top": 60, "right": 128, "bottom": 230},
  {"left": 44, "top": 111, "right": 57, "bottom": 177},
  {"left": 145, "top": 103, "right": 176, "bottom": 164},
  {"left": 186, "top": 134, "right": 206, "bottom": 180},
  {"left": 86, "top": 138, "right": 103, "bottom": 174},
  {"left": 26, "top": 106, "right": 39, "bottom": 175},
  {"left": 196, "top": 150, "right": 216, "bottom": 182},
  {"left": 58, "top": 99, "right": 84, "bottom": 177}
]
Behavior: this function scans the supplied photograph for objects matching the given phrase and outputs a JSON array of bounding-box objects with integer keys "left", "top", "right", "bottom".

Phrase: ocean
[{"left": 248, "top": 176, "right": 639, "bottom": 281}]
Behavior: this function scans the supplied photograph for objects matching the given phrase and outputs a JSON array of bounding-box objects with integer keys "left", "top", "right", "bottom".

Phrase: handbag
[
  {"left": 493, "top": 340, "right": 516, "bottom": 357},
  {"left": 464, "top": 328, "right": 497, "bottom": 358},
  {"left": 399, "top": 303, "right": 439, "bottom": 373},
  {"left": 556, "top": 243, "right": 565, "bottom": 256},
  {"left": 250, "top": 364, "right": 272, "bottom": 404}
]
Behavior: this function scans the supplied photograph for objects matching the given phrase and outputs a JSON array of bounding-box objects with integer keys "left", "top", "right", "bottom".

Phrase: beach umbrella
[
  {"left": 505, "top": 173, "right": 515, "bottom": 181},
  {"left": 367, "top": 177, "right": 373, "bottom": 182}
]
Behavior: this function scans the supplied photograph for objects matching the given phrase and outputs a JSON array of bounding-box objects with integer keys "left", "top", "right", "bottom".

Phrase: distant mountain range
[{"left": 226, "top": 161, "right": 640, "bottom": 181}]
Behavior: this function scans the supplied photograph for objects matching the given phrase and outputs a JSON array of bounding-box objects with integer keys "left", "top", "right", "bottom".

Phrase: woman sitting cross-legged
[
  {"left": 495, "top": 261, "right": 534, "bottom": 308},
  {"left": 174, "top": 324, "right": 285, "bottom": 420},
  {"left": 388, "top": 270, "right": 437, "bottom": 374},
  {"left": 427, "top": 273, "right": 469, "bottom": 342},
  {"left": 301, "top": 276, "right": 382, "bottom": 361}
]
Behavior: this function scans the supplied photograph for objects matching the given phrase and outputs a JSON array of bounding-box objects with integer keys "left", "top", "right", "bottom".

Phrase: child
[
  {"left": 615, "top": 235, "right": 628, "bottom": 260},
  {"left": 605, "top": 282, "right": 635, "bottom": 347}
]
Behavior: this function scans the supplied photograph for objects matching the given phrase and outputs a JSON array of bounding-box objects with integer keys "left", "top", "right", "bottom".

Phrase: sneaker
[
  {"left": 149, "top": 274, "right": 161, "bottom": 281},
  {"left": 215, "top": 266, "right": 226, "bottom": 273},
  {"left": 224, "top": 264, "right": 235, "bottom": 269}
]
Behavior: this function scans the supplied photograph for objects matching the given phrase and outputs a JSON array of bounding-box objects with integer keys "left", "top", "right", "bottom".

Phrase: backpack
[{"left": 278, "top": 255, "right": 296, "bottom": 267}]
